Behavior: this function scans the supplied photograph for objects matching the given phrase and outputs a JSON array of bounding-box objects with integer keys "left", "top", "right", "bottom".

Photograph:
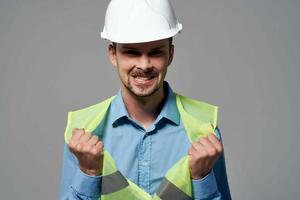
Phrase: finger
[
  {"left": 71, "top": 128, "right": 85, "bottom": 141},
  {"left": 198, "top": 136, "right": 215, "bottom": 150},
  {"left": 207, "top": 133, "right": 223, "bottom": 153},
  {"left": 95, "top": 140, "right": 104, "bottom": 150},
  {"left": 199, "top": 137, "right": 217, "bottom": 156},
  {"left": 69, "top": 129, "right": 85, "bottom": 149},
  {"left": 188, "top": 146, "right": 197, "bottom": 156},
  {"left": 86, "top": 135, "right": 100, "bottom": 146},
  {"left": 79, "top": 132, "right": 92, "bottom": 143},
  {"left": 76, "top": 143, "right": 83, "bottom": 152},
  {"left": 191, "top": 140, "right": 205, "bottom": 152},
  {"left": 91, "top": 141, "right": 104, "bottom": 155},
  {"left": 82, "top": 135, "right": 100, "bottom": 153}
]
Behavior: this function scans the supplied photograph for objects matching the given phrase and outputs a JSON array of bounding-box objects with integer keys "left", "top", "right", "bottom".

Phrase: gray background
[{"left": 0, "top": 0, "right": 299, "bottom": 199}]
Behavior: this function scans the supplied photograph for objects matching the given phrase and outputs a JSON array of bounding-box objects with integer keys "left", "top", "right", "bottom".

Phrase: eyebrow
[{"left": 120, "top": 45, "right": 166, "bottom": 51}]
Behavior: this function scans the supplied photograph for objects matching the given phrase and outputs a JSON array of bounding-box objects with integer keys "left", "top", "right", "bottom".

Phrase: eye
[
  {"left": 149, "top": 50, "right": 163, "bottom": 57},
  {"left": 123, "top": 50, "right": 141, "bottom": 56}
]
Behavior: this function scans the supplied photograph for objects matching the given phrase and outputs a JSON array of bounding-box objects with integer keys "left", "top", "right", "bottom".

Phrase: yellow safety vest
[{"left": 64, "top": 93, "right": 218, "bottom": 200}]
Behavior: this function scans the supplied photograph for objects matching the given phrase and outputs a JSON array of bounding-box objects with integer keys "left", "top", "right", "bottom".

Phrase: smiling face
[{"left": 108, "top": 38, "right": 174, "bottom": 98}]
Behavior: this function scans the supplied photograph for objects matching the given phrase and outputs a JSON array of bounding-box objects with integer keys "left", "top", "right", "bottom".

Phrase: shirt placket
[{"left": 138, "top": 131, "right": 152, "bottom": 193}]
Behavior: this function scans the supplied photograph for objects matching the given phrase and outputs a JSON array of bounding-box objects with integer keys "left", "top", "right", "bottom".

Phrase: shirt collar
[{"left": 110, "top": 81, "right": 180, "bottom": 127}]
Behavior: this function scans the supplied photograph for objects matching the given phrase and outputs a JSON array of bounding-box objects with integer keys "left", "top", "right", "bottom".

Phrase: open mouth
[
  {"left": 132, "top": 75, "right": 155, "bottom": 80},
  {"left": 131, "top": 75, "right": 156, "bottom": 85}
]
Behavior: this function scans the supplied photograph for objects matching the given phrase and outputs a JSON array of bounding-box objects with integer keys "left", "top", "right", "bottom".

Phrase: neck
[{"left": 121, "top": 85, "right": 166, "bottom": 129}]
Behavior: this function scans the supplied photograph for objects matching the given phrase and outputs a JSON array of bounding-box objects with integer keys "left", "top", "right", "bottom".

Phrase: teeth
[{"left": 134, "top": 76, "right": 151, "bottom": 80}]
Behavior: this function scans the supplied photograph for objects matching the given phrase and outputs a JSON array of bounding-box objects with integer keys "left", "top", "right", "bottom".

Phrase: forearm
[{"left": 59, "top": 143, "right": 102, "bottom": 200}]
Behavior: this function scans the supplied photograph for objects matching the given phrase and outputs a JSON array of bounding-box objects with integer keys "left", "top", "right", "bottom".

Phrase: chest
[{"left": 99, "top": 119, "right": 191, "bottom": 194}]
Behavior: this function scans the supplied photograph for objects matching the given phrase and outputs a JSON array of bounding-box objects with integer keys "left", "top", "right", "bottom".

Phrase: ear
[
  {"left": 168, "top": 44, "right": 174, "bottom": 66},
  {"left": 108, "top": 44, "right": 117, "bottom": 67}
]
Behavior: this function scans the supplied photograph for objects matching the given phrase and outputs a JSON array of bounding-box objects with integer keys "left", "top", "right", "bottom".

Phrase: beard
[{"left": 120, "top": 67, "right": 164, "bottom": 97}]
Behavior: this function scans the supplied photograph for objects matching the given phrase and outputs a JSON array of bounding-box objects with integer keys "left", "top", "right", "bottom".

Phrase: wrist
[
  {"left": 191, "top": 171, "right": 210, "bottom": 180},
  {"left": 80, "top": 167, "right": 102, "bottom": 176}
]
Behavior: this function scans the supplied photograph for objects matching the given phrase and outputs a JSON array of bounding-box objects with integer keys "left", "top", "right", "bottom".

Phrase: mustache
[{"left": 129, "top": 68, "right": 158, "bottom": 77}]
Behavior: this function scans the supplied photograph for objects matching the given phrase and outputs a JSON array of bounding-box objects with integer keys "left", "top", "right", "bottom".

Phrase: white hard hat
[{"left": 101, "top": 0, "right": 183, "bottom": 43}]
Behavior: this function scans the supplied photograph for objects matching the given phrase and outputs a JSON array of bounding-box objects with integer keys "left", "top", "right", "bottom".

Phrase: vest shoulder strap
[
  {"left": 176, "top": 93, "right": 218, "bottom": 127},
  {"left": 175, "top": 93, "right": 218, "bottom": 142},
  {"left": 64, "top": 96, "right": 116, "bottom": 144}
]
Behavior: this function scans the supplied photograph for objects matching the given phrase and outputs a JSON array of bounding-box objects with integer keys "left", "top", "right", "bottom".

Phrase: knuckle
[
  {"left": 76, "top": 143, "right": 82, "bottom": 151},
  {"left": 201, "top": 148, "right": 208, "bottom": 155},
  {"left": 191, "top": 143, "right": 197, "bottom": 149},
  {"left": 192, "top": 142, "right": 200, "bottom": 149},
  {"left": 207, "top": 148, "right": 217, "bottom": 156},
  {"left": 91, "top": 146, "right": 102, "bottom": 155},
  {"left": 69, "top": 140, "right": 78, "bottom": 149},
  {"left": 188, "top": 150, "right": 196, "bottom": 157},
  {"left": 82, "top": 144, "right": 92, "bottom": 153},
  {"left": 82, "top": 133, "right": 90, "bottom": 140},
  {"left": 91, "top": 148, "right": 99, "bottom": 156},
  {"left": 80, "top": 134, "right": 89, "bottom": 141},
  {"left": 92, "top": 135, "right": 99, "bottom": 141}
]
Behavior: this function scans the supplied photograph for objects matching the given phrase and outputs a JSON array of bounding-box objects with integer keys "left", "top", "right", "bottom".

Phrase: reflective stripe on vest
[
  {"left": 64, "top": 93, "right": 218, "bottom": 199},
  {"left": 101, "top": 171, "right": 129, "bottom": 195},
  {"left": 156, "top": 178, "right": 193, "bottom": 200}
]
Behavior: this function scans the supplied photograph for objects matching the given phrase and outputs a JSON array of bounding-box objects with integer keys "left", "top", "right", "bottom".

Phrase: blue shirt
[{"left": 59, "top": 82, "right": 231, "bottom": 200}]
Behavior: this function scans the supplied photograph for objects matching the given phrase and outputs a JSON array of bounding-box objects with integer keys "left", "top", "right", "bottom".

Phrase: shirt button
[{"left": 140, "top": 161, "right": 148, "bottom": 166}]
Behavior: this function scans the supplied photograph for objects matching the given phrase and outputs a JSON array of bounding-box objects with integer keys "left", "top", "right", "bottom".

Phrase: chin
[
  {"left": 127, "top": 81, "right": 162, "bottom": 97},
  {"left": 130, "top": 86, "right": 159, "bottom": 97}
]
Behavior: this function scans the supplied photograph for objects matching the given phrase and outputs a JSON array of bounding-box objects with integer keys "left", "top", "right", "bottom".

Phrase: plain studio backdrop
[{"left": 0, "top": 0, "right": 299, "bottom": 199}]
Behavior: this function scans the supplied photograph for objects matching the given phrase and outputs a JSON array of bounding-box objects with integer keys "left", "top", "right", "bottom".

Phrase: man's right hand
[{"left": 68, "top": 128, "right": 104, "bottom": 176}]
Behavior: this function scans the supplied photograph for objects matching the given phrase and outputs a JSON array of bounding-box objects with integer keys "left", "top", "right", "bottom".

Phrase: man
[{"left": 60, "top": 0, "right": 231, "bottom": 199}]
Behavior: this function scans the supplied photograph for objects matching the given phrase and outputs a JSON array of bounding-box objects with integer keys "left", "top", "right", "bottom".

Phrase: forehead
[{"left": 117, "top": 38, "right": 169, "bottom": 50}]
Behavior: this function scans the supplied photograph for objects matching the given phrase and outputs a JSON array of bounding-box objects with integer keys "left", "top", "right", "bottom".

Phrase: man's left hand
[{"left": 188, "top": 133, "right": 223, "bottom": 179}]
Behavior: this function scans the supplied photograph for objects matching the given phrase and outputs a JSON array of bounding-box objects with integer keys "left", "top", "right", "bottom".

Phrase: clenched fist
[
  {"left": 68, "top": 128, "right": 104, "bottom": 176},
  {"left": 188, "top": 133, "right": 223, "bottom": 179}
]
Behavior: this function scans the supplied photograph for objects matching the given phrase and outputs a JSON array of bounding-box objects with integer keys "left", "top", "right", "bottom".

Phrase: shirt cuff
[
  {"left": 71, "top": 168, "right": 102, "bottom": 198},
  {"left": 192, "top": 170, "right": 218, "bottom": 199}
]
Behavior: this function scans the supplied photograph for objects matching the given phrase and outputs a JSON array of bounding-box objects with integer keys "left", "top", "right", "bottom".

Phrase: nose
[{"left": 137, "top": 55, "right": 152, "bottom": 70}]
